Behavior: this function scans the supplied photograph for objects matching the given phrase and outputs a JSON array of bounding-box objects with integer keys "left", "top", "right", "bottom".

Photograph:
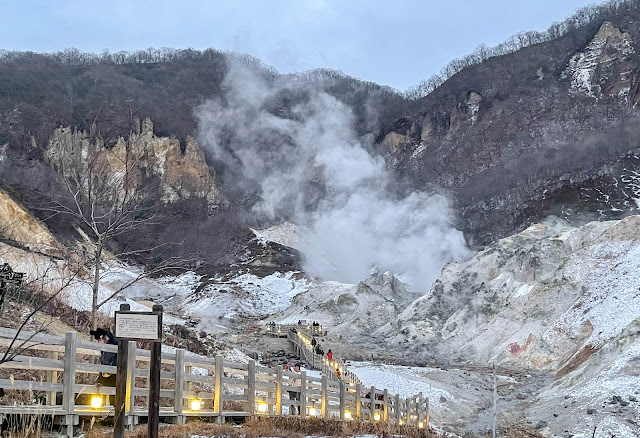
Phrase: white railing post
[
  {"left": 275, "top": 365, "right": 283, "bottom": 416},
  {"left": 370, "top": 385, "right": 376, "bottom": 420},
  {"left": 248, "top": 360, "right": 256, "bottom": 417},
  {"left": 47, "top": 351, "right": 59, "bottom": 406},
  {"left": 62, "top": 331, "right": 77, "bottom": 438},
  {"left": 174, "top": 349, "right": 185, "bottom": 423},
  {"left": 126, "top": 340, "right": 136, "bottom": 428},
  {"left": 339, "top": 380, "right": 346, "bottom": 420},
  {"left": 321, "top": 374, "right": 328, "bottom": 418},
  {"left": 300, "top": 370, "right": 307, "bottom": 417},
  {"left": 355, "top": 383, "right": 362, "bottom": 419},
  {"left": 214, "top": 355, "right": 224, "bottom": 423},
  {"left": 395, "top": 393, "right": 401, "bottom": 422},
  {"left": 425, "top": 397, "right": 430, "bottom": 429},
  {"left": 383, "top": 389, "right": 389, "bottom": 421},
  {"left": 405, "top": 397, "right": 411, "bottom": 426}
]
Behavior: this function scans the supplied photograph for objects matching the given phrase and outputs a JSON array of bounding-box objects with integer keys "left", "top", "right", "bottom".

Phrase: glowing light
[
  {"left": 373, "top": 412, "right": 381, "bottom": 421},
  {"left": 190, "top": 399, "right": 202, "bottom": 411},
  {"left": 418, "top": 421, "right": 425, "bottom": 429},
  {"left": 257, "top": 402, "right": 268, "bottom": 413},
  {"left": 398, "top": 419, "right": 404, "bottom": 425},
  {"left": 308, "top": 407, "right": 317, "bottom": 416},
  {"left": 344, "top": 410, "right": 352, "bottom": 420},
  {"left": 90, "top": 394, "right": 103, "bottom": 409}
]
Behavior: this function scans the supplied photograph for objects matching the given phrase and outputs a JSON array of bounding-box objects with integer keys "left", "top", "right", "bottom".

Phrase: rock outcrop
[
  {"left": 565, "top": 21, "right": 638, "bottom": 102},
  {"left": 45, "top": 118, "right": 217, "bottom": 204},
  {"left": 0, "top": 188, "right": 63, "bottom": 256}
]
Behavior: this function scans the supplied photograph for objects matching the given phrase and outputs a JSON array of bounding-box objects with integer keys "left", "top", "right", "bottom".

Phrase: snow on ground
[
  {"left": 154, "top": 271, "right": 203, "bottom": 295},
  {"left": 348, "top": 362, "right": 453, "bottom": 413},
  {"left": 552, "top": 238, "right": 640, "bottom": 350},
  {"left": 179, "top": 271, "right": 312, "bottom": 320},
  {"left": 58, "top": 263, "right": 191, "bottom": 325},
  {"left": 252, "top": 222, "right": 307, "bottom": 251}
]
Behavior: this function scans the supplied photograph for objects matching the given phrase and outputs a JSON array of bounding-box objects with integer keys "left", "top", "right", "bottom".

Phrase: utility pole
[{"left": 492, "top": 363, "right": 497, "bottom": 438}]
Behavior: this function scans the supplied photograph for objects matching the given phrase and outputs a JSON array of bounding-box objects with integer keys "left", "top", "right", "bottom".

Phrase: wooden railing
[
  {"left": 288, "top": 329, "right": 361, "bottom": 386},
  {"left": 0, "top": 327, "right": 429, "bottom": 437},
  {"left": 266, "top": 322, "right": 325, "bottom": 338}
]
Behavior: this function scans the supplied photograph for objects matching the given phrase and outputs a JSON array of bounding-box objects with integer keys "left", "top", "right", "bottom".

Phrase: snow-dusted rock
[{"left": 377, "top": 215, "right": 640, "bottom": 374}]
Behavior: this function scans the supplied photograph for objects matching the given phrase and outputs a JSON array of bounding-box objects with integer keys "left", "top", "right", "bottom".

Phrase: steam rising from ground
[{"left": 196, "top": 63, "right": 471, "bottom": 291}]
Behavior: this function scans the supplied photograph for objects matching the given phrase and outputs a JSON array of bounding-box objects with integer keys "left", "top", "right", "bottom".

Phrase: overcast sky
[{"left": 1, "top": 0, "right": 598, "bottom": 90}]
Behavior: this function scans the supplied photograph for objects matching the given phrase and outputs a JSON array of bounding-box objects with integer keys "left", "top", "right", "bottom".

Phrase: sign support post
[
  {"left": 148, "top": 304, "right": 163, "bottom": 438},
  {"left": 114, "top": 304, "right": 130, "bottom": 438},
  {"left": 114, "top": 303, "right": 163, "bottom": 438}
]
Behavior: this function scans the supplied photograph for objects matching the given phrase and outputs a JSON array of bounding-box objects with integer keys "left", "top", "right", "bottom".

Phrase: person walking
[{"left": 327, "top": 350, "right": 333, "bottom": 360}]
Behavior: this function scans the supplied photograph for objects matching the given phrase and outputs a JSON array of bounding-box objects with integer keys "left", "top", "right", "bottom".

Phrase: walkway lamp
[
  {"left": 190, "top": 398, "right": 202, "bottom": 411},
  {"left": 344, "top": 410, "right": 352, "bottom": 420},
  {"left": 90, "top": 394, "right": 104, "bottom": 409},
  {"left": 257, "top": 401, "right": 268, "bottom": 413},
  {"left": 373, "top": 412, "right": 381, "bottom": 421}
]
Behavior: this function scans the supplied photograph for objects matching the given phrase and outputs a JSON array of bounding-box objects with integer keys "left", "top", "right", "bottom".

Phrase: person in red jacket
[{"left": 327, "top": 350, "right": 333, "bottom": 360}]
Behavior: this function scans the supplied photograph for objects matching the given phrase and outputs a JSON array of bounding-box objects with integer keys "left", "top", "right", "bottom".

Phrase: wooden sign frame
[{"left": 114, "top": 310, "right": 163, "bottom": 341}]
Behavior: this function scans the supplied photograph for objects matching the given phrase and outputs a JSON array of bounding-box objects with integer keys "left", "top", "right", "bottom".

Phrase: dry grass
[
  {"left": 82, "top": 417, "right": 441, "bottom": 438},
  {"left": 2, "top": 413, "right": 53, "bottom": 438}
]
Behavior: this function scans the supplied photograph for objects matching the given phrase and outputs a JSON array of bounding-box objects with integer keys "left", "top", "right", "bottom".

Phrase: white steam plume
[{"left": 196, "top": 62, "right": 471, "bottom": 291}]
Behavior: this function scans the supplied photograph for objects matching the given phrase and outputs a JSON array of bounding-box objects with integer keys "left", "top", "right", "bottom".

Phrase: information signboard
[{"left": 114, "top": 310, "right": 162, "bottom": 341}]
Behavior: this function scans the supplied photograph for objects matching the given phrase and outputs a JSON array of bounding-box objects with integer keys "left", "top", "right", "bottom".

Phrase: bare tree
[
  {"left": 0, "top": 250, "right": 82, "bottom": 365},
  {"left": 38, "top": 137, "right": 185, "bottom": 330}
]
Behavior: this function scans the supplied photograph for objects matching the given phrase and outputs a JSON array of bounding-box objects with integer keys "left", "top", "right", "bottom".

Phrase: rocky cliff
[
  {"left": 45, "top": 117, "right": 217, "bottom": 204},
  {"left": 381, "top": 20, "right": 640, "bottom": 246}
]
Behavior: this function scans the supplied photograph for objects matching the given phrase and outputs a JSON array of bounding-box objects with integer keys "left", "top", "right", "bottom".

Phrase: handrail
[
  {"left": 288, "top": 329, "right": 361, "bottom": 386},
  {"left": 0, "top": 326, "right": 430, "bottom": 437}
]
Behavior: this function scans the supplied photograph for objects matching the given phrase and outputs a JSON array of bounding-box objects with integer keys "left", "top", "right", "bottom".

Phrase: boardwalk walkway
[{"left": 0, "top": 327, "right": 429, "bottom": 437}]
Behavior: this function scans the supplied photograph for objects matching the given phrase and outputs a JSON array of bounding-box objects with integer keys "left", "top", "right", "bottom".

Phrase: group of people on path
[{"left": 308, "top": 336, "right": 341, "bottom": 379}]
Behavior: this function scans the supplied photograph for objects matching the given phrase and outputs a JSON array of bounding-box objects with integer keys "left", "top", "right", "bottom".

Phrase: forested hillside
[{"left": 3, "top": 0, "right": 640, "bottom": 251}]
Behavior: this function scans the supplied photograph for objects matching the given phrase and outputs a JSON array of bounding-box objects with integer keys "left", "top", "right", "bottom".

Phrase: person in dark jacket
[{"left": 90, "top": 328, "right": 118, "bottom": 387}]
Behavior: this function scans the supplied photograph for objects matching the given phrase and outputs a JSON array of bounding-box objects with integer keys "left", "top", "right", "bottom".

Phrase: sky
[{"left": 1, "top": 0, "right": 599, "bottom": 90}]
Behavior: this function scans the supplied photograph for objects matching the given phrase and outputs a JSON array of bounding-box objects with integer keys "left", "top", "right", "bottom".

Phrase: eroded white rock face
[
  {"left": 45, "top": 119, "right": 217, "bottom": 204},
  {"left": 565, "top": 21, "right": 636, "bottom": 100},
  {"left": 376, "top": 215, "right": 640, "bottom": 374}
]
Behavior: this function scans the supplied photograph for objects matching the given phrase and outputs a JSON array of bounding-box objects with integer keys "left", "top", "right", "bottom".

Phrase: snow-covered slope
[
  {"left": 373, "top": 215, "right": 640, "bottom": 437},
  {"left": 271, "top": 271, "right": 420, "bottom": 358},
  {"left": 376, "top": 216, "right": 640, "bottom": 369},
  {"left": 173, "top": 271, "right": 312, "bottom": 321}
]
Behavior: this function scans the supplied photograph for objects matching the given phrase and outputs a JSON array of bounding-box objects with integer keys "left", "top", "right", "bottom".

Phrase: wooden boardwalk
[{"left": 0, "top": 327, "right": 429, "bottom": 437}]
